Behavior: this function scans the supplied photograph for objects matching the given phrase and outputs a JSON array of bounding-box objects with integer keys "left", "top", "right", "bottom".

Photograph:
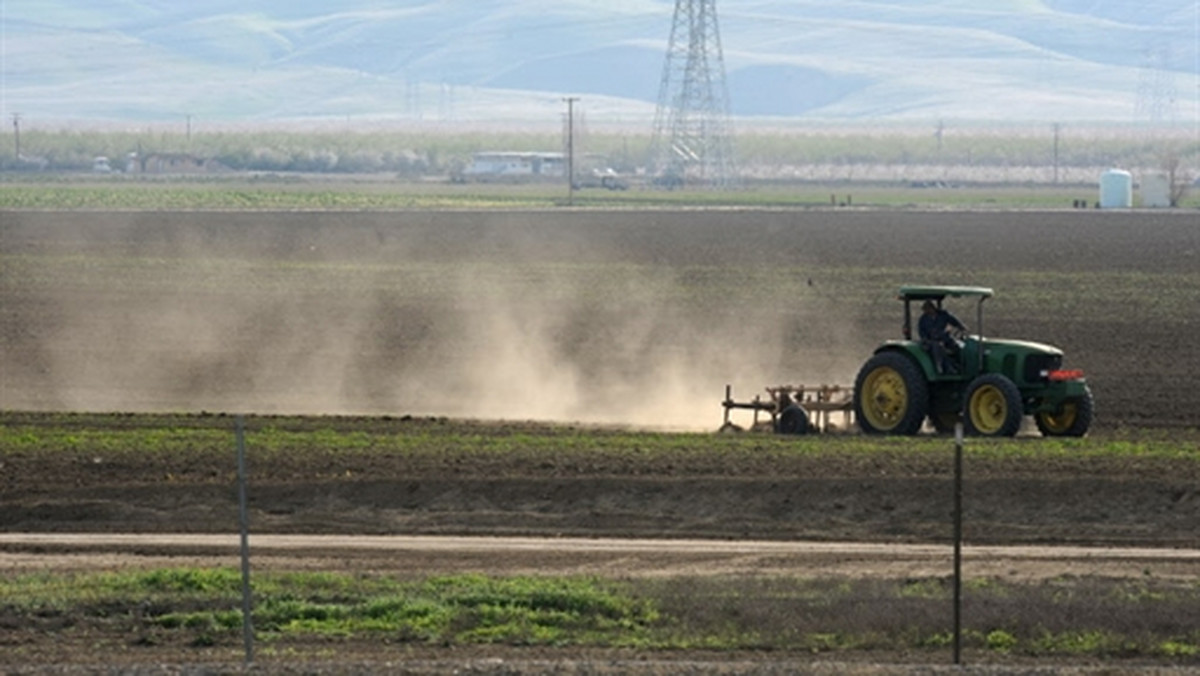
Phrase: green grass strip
[{"left": 3, "top": 568, "right": 1200, "bottom": 660}]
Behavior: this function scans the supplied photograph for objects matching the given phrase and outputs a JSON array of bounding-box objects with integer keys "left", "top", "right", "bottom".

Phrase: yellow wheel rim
[
  {"left": 968, "top": 384, "right": 1009, "bottom": 435},
  {"left": 861, "top": 366, "right": 908, "bottom": 431},
  {"left": 1038, "top": 402, "right": 1078, "bottom": 434}
]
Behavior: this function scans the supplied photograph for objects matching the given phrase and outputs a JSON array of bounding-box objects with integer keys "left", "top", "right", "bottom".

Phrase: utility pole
[
  {"left": 12, "top": 113, "right": 21, "bottom": 159},
  {"left": 564, "top": 97, "right": 579, "bottom": 205},
  {"left": 1052, "top": 122, "right": 1061, "bottom": 184}
]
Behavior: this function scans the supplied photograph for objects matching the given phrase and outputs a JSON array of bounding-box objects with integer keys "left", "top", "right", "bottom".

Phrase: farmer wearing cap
[{"left": 918, "top": 300, "right": 966, "bottom": 374}]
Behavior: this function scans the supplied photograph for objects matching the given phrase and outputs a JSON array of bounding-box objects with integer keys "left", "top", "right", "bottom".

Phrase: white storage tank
[
  {"left": 1141, "top": 172, "right": 1171, "bottom": 208},
  {"left": 1099, "top": 169, "right": 1132, "bottom": 208}
]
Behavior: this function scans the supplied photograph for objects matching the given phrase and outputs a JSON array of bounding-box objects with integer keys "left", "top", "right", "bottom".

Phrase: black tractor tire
[
  {"left": 964, "top": 374, "right": 1023, "bottom": 437},
  {"left": 775, "top": 405, "right": 810, "bottom": 435},
  {"left": 1035, "top": 385, "right": 1095, "bottom": 437},
  {"left": 853, "top": 351, "right": 929, "bottom": 436}
]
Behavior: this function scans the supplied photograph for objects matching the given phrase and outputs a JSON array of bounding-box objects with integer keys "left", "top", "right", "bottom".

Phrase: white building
[{"left": 464, "top": 152, "right": 565, "bottom": 178}]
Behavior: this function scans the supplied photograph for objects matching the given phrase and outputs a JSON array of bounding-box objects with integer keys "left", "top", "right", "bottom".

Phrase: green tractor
[{"left": 852, "top": 285, "right": 1094, "bottom": 437}]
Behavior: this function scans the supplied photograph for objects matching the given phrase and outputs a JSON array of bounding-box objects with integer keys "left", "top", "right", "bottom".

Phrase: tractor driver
[{"left": 919, "top": 299, "right": 966, "bottom": 374}]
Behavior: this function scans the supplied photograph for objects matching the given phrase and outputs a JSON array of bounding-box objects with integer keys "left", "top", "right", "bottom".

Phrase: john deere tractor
[{"left": 852, "top": 285, "right": 1093, "bottom": 437}]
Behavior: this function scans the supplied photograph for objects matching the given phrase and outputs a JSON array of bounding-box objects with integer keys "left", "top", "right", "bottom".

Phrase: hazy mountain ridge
[{"left": 2, "top": 1, "right": 1196, "bottom": 124}]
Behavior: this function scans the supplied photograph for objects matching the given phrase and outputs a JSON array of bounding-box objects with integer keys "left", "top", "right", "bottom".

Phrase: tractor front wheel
[
  {"left": 854, "top": 351, "right": 929, "bottom": 435},
  {"left": 964, "top": 374, "right": 1023, "bottom": 437},
  {"left": 1035, "top": 385, "right": 1094, "bottom": 437}
]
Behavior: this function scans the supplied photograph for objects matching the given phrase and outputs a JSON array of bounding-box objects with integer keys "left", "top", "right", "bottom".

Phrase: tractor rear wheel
[
  {"left": 1035, "top": 385, "right": 1094, "bottom": 437},
  {"left": 854, "top": 351, "right": 929, "bottom": 435},
  {"left": 964, "top": 374, "right": 1022, "bottom": 437}
]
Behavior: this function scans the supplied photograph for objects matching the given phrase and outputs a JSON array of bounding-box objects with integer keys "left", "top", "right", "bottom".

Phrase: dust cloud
[
  {"left": 0, "top": 212, "right": 873, "bottom": 431},
  {"left": 417, "top": 266, "right": 871, "bottom": 429}
]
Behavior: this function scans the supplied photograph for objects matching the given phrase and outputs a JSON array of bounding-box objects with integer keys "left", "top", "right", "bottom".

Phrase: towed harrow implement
[{"left": 720, "top": 384, "right": 855, "bottom": 435}]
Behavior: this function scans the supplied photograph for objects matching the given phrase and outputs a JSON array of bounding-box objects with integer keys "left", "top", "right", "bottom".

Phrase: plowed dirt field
[
  {"left": 3, "top": 208, "right": 1199, "bottom": 544},
  {"left": 3, "top": 209, "right": 1199, "bottom": 427}
]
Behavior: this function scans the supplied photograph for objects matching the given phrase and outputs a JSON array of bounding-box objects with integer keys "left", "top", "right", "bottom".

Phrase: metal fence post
[
  {"left": 236, "top": 415, "right": 254, "bottom": 664},
  {"left": 953, "top": 420, "right": 964, "bottom": 665}
]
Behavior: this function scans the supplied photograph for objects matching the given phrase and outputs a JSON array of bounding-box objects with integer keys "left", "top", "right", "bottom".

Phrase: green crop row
[
  {"left": 0, "top": 185, "right": 556, "bottom": 210},
  {"left": 2, "top": 413, "right": 1197, "bottom": 481},
  {"left": 0, "top": 411, "right": 1193, "bottom": 456},
  {"left": 5, "top": 181, "right": 1193, "bottom": 209}
]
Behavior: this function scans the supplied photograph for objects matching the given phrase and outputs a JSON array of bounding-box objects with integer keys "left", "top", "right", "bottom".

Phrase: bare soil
[{"left": 3, "top": 209, "right": 1199, "bottom": 426}]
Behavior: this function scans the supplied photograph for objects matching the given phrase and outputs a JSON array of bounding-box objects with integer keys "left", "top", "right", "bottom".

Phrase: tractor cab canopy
[
  {"left": 898, "top": 285, "right": 993, "bottom": 302},
  {"left": 899, "top": 285, "right": 993, "bottom": 342}
]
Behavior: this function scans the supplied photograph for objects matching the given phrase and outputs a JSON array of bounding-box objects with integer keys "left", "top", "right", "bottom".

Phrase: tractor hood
[{"left": 977, "top": 336, "right": 1063, "bottom": 357}]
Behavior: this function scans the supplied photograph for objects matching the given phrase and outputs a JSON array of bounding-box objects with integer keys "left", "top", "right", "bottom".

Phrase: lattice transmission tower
[
  {"left": 649, "top": 0, "right": 737, "bottom": 188},
  {"left": 1134, "top": 44, "right": 1178, "bottom": 126}
]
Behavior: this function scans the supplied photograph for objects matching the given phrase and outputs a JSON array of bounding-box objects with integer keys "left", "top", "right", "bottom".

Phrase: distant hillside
[{"left": 2, "top": 1, "right": 1196, "bottom": 125}]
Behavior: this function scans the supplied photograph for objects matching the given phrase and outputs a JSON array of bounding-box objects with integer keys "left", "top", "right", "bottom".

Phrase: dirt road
[{"left": 3, "top": 533, "right": 1198, "bottom": 581}]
